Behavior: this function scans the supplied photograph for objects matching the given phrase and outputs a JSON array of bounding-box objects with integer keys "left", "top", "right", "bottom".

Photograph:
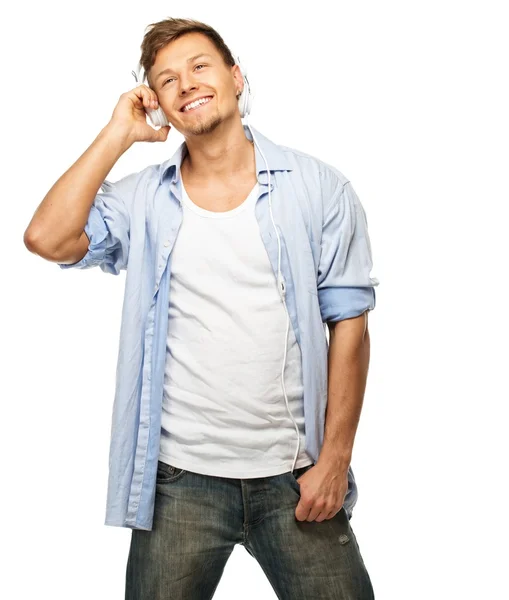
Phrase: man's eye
[{"left": 163, "top": 65, "right": 205, "bottom": 86}]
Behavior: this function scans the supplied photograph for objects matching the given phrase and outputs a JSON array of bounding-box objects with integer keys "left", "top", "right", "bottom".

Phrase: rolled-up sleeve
[
  {"left": 317, "top": 179, "right": 379, "bottom": 323},
  {"left": 58, "top": 179, "right": 130, "bottom": 275}
]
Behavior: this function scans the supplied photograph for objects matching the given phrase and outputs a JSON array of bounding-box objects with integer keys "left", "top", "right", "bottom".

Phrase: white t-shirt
[{"left": 159, "top": 177, "right": 314, "bottom": 477}]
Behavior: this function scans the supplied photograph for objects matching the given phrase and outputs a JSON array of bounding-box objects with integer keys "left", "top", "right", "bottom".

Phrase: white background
[{"left": 2, "top": 1, "right": 508, "bottom": 598}]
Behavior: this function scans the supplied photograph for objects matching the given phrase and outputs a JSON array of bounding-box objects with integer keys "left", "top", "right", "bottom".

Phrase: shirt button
[{"left": 164, "top": 241, "right": 170, "bottom": 247}]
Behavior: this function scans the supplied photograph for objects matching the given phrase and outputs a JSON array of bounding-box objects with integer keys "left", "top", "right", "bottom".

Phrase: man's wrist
[
  {"left": 316, "top": 446, "right": 352, "bottom": 471},
  {"left": 101, "top": 121, "right": 134, "bottom": 154}
]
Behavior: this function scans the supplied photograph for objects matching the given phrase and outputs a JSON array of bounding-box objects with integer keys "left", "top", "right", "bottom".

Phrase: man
[{"left": 24, "top": 17, "right": 378, "bottom": 600}]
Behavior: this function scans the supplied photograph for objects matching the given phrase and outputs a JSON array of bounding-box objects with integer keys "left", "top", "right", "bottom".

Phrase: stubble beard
[{"left": 185, "top": 112, "right": 223, "bottom": 136}]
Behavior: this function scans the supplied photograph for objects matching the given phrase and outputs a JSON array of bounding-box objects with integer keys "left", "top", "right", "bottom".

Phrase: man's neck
[{"left": 181, "top": 120, "right": 255, "bottom": 183}]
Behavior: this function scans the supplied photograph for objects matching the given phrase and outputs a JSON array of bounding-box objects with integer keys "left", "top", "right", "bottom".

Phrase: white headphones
[{"left": 131, "top": 52, "right": 301, "bottom": 474}]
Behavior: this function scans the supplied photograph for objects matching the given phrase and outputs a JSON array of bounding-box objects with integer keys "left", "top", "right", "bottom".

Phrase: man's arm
[
  {"left": 316, "top": 310, "right": 371, "bottom": 470},
  {"left": 23, "top": 83, "right": 168, "bottom": 266},
  {"left": 23, "top": 122, "right": 132, "bottom": 263}
]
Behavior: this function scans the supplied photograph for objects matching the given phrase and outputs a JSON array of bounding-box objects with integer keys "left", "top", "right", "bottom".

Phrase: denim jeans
[{"left": 125, "top": 460, "right": 375, "bottom": 599}]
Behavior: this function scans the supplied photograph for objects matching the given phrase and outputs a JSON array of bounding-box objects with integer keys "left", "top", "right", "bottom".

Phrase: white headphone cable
[{"left": 244, "top": 116, "right": 301, "bottom": 475}]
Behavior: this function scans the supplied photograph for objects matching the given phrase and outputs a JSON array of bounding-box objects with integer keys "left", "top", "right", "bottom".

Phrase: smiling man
[
  {"left": 24, "top": 16, "right": 378, "bottom": 600},
  {"left": 151, "top": 47, "right": 225, "bottom": 136}
]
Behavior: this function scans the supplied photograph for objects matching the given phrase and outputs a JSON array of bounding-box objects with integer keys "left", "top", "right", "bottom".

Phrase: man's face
[{"left": 149, "top": 32, "right": 243, "bottom": 137}]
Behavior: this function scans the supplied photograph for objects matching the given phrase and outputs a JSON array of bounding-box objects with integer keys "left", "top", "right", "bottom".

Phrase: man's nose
[{"left": 179, "top": 78, "right": 198, "bottom": 96}]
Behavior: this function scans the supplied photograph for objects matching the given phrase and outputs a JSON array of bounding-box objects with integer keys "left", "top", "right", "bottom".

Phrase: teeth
[
  {"left": 184, "top": 97, "right": 209, "bottom": 111},
  {"left": 183, "top": 97, "right": 211, "bottom": 112}
]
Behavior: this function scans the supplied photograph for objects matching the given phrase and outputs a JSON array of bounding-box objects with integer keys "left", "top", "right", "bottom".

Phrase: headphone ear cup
[
  {"left": 238, "top": 85, "right": 248, "bottom": 118},
  {"left": 132, "top": 63, "right": 170, "bottom": 127},
  {"left": 146, "top": 106, "right": 169, "bottom": 128}
]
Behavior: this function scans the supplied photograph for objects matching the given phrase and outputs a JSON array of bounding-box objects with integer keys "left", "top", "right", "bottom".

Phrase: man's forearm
[{"left": 317, "top": 315, "right": 371, "bottom": 470}]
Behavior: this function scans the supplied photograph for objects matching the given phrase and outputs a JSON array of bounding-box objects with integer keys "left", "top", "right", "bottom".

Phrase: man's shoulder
[{"left": 276, "top": 141, "right": 350, "bottom": 190}]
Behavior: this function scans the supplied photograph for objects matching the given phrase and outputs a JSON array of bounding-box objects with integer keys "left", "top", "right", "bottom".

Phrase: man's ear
[{"left": 232, "top": 64, "right": 244, "bottom": 97}]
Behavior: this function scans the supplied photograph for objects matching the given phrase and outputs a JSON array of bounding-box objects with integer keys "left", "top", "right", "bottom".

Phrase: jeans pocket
[
  {"left": 291, "top": 463, "right": 314, "bottom": 483},
  {"left": 156, "top": 460, "right": 187, "bottom": 484}
]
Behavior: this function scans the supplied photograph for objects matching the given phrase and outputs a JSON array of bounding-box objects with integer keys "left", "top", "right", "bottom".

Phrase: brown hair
[{"left": 140, "top": 17, "right": 237, "bottom": 90}]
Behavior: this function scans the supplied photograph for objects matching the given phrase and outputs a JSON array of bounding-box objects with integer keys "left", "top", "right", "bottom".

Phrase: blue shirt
[{"left": 58, "top": 125, "right": 379, "bottom": 530}]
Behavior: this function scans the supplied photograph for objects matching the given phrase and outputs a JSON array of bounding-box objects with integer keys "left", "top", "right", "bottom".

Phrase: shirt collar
[{"left": 158, "top": 124, "right": 293, "bottom": 185}]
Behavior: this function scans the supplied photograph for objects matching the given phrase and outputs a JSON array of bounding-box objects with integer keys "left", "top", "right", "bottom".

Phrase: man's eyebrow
[{"left": 155, "top": 53, "right": 214, "bottom": 82}]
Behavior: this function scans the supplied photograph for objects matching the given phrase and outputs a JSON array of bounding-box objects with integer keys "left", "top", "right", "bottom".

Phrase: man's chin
[{"left": 184, "top": 115, "right": 223, "bottom": 137}]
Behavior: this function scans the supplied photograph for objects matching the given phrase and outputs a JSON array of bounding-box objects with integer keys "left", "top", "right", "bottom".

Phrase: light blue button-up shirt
[{"left": 58, "top": 124, "right": 379, "bottom": 530}]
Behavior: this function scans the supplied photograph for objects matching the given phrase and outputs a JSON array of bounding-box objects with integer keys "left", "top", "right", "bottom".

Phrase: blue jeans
[{"left": 125, "top": 460, "right": 375, "bottom": 599}]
